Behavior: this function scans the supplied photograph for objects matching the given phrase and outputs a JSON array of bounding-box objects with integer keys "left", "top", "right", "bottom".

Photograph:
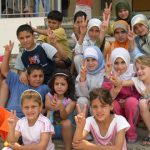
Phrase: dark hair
[
  {"left": 47, "top": 10, "right": 63, "bottom": 22},
  {"left": 27, "top": 64, "right": 44, "bottom": 75},
  {"left": 16, "top": 24, "right": 33, "bottom": 37},
  {"left": 73, "top": 11, "right": 87, "bottom": 23},
  {"left": 90, "top": 88, "right": 113, "bottom": 105},
  {"left": 48, "top": 69, "right": 75, "bottom": 100}
]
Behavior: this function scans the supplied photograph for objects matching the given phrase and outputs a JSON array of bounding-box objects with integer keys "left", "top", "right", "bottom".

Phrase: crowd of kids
[{"left": 1, "top": 0, "right": 150, "bottom": 150}]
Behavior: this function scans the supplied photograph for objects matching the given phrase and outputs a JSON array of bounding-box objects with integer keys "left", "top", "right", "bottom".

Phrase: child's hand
[
  {"left": 73, "top": 140, "right": 91, "bottom": 150},
  {"left": 105, "top": 54, "right": 112, "bottom": 77},
  {"left": 79, "top": 16, "right": 88, "bottom": 37},
  {"left": 19, "top": 72, "right": 28, "bottom": 85},
  {"left": 54, "top": 94, "right": 64, "bottom": 110},
  {"left": 47, "top": 28, "right": 57, "bottom": 45},
  {"left": 101, "top": 2, "right": 111, "bottom": 34},
  {"left": 8, "top": 110, "right": 17, "bottom": 129},
  {"left": 103, "top": 2, "right": 112, "bottom": 21},
  {"left": 75, "top": 104, "right": 87, "bottom": 130},
  {"left": 8, "top": 142, "right": 21, "bottom": 149},
  {"left": 128, "top": 26, "right": 135, "bottom": 42},
  {"left": 4, "top": 41, "right": 14, "bottom": 55},
  {"left": 80, "top": 61, "right": 87, "bottom": 82}
]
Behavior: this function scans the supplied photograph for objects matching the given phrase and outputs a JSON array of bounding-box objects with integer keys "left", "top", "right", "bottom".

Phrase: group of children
[{"left": 0, "top": 0, "right": 150, "bottom": 150}]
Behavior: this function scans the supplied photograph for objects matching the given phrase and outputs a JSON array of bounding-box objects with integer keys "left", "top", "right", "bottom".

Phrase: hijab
[
  {"left": 111, "top": 47, "right": 135, "bottom": 80},
  {"left": 83, "top": 46, "right": 105, "bottom": 75},
  {"left": 115, "top": 0, "right": 135, "bottom": 25}
]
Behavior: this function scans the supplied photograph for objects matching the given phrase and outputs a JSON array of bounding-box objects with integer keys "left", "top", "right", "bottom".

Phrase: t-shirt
[
  {"left": 132, "top": 77, "right": 146, "bottom": 95},
  {"left": 16, "top": 114, "right": 55, "bottom": 150},
  {"left": 84, "top": 114, "right": 130, "bottom": 150},
  {"left": 6, "top": 71, "right": 49, "bottom": 118},
  {"left": 15, "top": 43, "right": 57, "bottom": 83}
]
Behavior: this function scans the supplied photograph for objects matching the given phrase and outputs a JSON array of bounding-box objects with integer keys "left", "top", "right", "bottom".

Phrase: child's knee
[
  {"left": 139, "top": 99, "right": 148, "bottom": 110},
  {"left": 61, "top": 119, "right": 72, "bottom": 128}
]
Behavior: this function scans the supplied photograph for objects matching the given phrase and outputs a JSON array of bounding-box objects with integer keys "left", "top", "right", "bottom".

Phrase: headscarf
[
  {"left": 111, "top": 47, "right": 135, "bottom": 80},
  {"left": 131, "top": 14, "right": 149, "bottom": 30},
  {"left": 83, "top": 46, "right": 104, "bottom": 75},
  {"left": 113, "top": 20, "right": 129, "bottom": 33},
  {"left": 84, "top": 18, "right": 102, "bottom": 45},
  {"left": 115, "top": 0, "right": 134, "bottom": 25}
]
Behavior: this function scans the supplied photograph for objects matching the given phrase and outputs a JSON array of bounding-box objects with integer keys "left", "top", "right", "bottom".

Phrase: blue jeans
[{"left": 34, "top": 0, "right": 50, "bottom": 16}]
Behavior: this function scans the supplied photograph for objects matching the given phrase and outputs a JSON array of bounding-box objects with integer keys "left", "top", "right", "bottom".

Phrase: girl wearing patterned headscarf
[
  {"left": 75, "top": 46, "right": 105, "bottom": 114},
  {"left": 131, "top": 14, "right": 150, "bottom": 55}
]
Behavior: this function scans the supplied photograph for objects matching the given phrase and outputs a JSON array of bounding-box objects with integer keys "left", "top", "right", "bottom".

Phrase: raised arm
[
  {"left": 73, "top": 104, "right": 88, "bottom": 142},
  {"left": 47, "top": 28, "right": 67, "bottom": 59},
  {"left": 1, "top": 41, "right": 14, "bottom": 77}
]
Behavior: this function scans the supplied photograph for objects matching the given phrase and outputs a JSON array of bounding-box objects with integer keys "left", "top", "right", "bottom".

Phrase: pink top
[
  {"left": 102, "top": 78, "right": 140, "bottom": 101},
  {"left": 76, "top": 0, "right": 93, "bottom": 7},
  {"left": 84, "top": 115, "right": 130, "bottom": 150},
  {"left": 16, "top": 114, "right": 55, "bottom": 150}
]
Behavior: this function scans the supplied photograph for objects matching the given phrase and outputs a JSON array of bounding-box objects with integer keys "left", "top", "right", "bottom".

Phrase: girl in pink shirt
[{"left": 73, "top": 88, "right": 130, "bottom": 150}]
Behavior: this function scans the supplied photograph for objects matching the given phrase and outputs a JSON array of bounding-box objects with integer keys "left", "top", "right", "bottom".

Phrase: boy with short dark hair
[
  {"left": 15, "top": 24, "right": 65, "bottom": 84},
  {"left": 1, "top": 41, "right": 49, "bottom": 118},
  {"left": 33, "top": 10, "right": 72, "bottom": 68}
]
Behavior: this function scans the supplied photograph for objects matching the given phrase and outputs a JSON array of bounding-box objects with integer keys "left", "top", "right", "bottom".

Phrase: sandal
[{"left": 141, "top": 136, "right": 150, "bottom": 146}]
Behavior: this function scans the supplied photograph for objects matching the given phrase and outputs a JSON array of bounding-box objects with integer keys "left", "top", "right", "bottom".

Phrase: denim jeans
[{"left": 34, "top": 0, "right": 50, "bottom": 16}]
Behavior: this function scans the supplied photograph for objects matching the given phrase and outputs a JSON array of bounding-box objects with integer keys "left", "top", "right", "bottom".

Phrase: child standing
[
  {"left": 112, "top": 55, "right": 150, "bottom": 146},
  {"left": 73, "top": 88, "right": 130, "bottom": 150},
  {"left": 75, "top": 46, "right": 105, "bottom": 112},
  {"left": 45, "top": 69, "right": 76, "bottom": 150},
  {"left": 131, "top": 14, "right": 150, "bottom": 55},
  {"left": 104, "top": 48, "right": 140, "bottom": 143},
  {"left": 7, "top": 89, "right": 55, "bottom": 150}
]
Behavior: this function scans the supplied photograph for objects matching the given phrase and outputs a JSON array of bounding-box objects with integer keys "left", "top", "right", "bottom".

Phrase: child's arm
[
  {"left": 73, "top": 129, "right": 126, "bottom": 150},
  {"left": 1, "top": 41, "right": 14, "bottom": 78},
  {"left": 9, "top": 132, "right": 51, "bottom": 150},
  {"left": 47, "top": 28, "right": 68, "bottom": 59},
  {"left": 73, "top": 104, "right": 88, "bottom": 142},
  {"left": 7, "top": 110, "right": 20, "bottom": 143},
  {"left": 99, "top": 3, "right": 112, "bottom": 45}
]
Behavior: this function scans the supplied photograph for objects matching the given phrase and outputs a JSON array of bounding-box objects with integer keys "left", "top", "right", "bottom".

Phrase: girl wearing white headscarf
[
  {"left": 75, "top": 46, "right": 105, "bottom": 113},
  {"left": 103, "top": 48, "right": 140, "bottom": 143},
  {"left": 74, "top": 18, "right": 103, "bottom": 73},
  {"left": 131, "top": 14, "right": 150, "bottom": 55}
]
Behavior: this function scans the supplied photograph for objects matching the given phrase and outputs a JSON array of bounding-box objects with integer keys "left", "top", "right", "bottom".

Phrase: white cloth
[
  {"left": 132, "top": 77, "right": 146, "bottom": 95},
  {"left": 84, "top": 114, "right": 130, "bottom": 150},
  {"left": 111, "top": 48, "right": 135, "bottom": 80},
  {"left": 15, "top": 114, "right": 55, "bottom": 150}
]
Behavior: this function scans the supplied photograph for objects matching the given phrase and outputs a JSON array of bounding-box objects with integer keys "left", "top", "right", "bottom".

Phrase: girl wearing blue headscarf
[{"left": 75, "top": 46, "right": 105, "bottom": 113}]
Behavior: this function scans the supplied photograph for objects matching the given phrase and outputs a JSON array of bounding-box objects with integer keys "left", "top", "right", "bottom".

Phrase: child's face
[
  {"left": 54, "top": 76, "right": 68, "bottom": 96},
  {"left": 22, "top": 99, "right": 42, "bottom": 124},
  {"left": 17, "top": 31, "right": 35, "bottom": 50},
  {"left": 114, "top": 57, "right": 127, "bottom": 74},
  {"left": 118, "top": 9, "right": 129, "bottom": 19},
  {"left": 133, "top": 23, "right": 148, "bottom": 36},
  {"left": 75, "top": 16, "right": 85, "bottom": 27},
  {"left": 47, "top": 19, "right": 61, "bottom": 30},
  {"left": 135, "top": 62, "right": 150, "bottom": 82},
  {"left": 28, "top": 70, "right": 44, "bottom": 88},
  {"left": 86, "top": 58, "right": 98, "bottom": 71},
  {"left": 88, "top": 26, "right": 100, "bottom": 41},
  {"left": 114, "top": 28, "right": 128, "bottom": 43},
  {"left": 91, "top": 98, "right": 113, "bottom": 123}
]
